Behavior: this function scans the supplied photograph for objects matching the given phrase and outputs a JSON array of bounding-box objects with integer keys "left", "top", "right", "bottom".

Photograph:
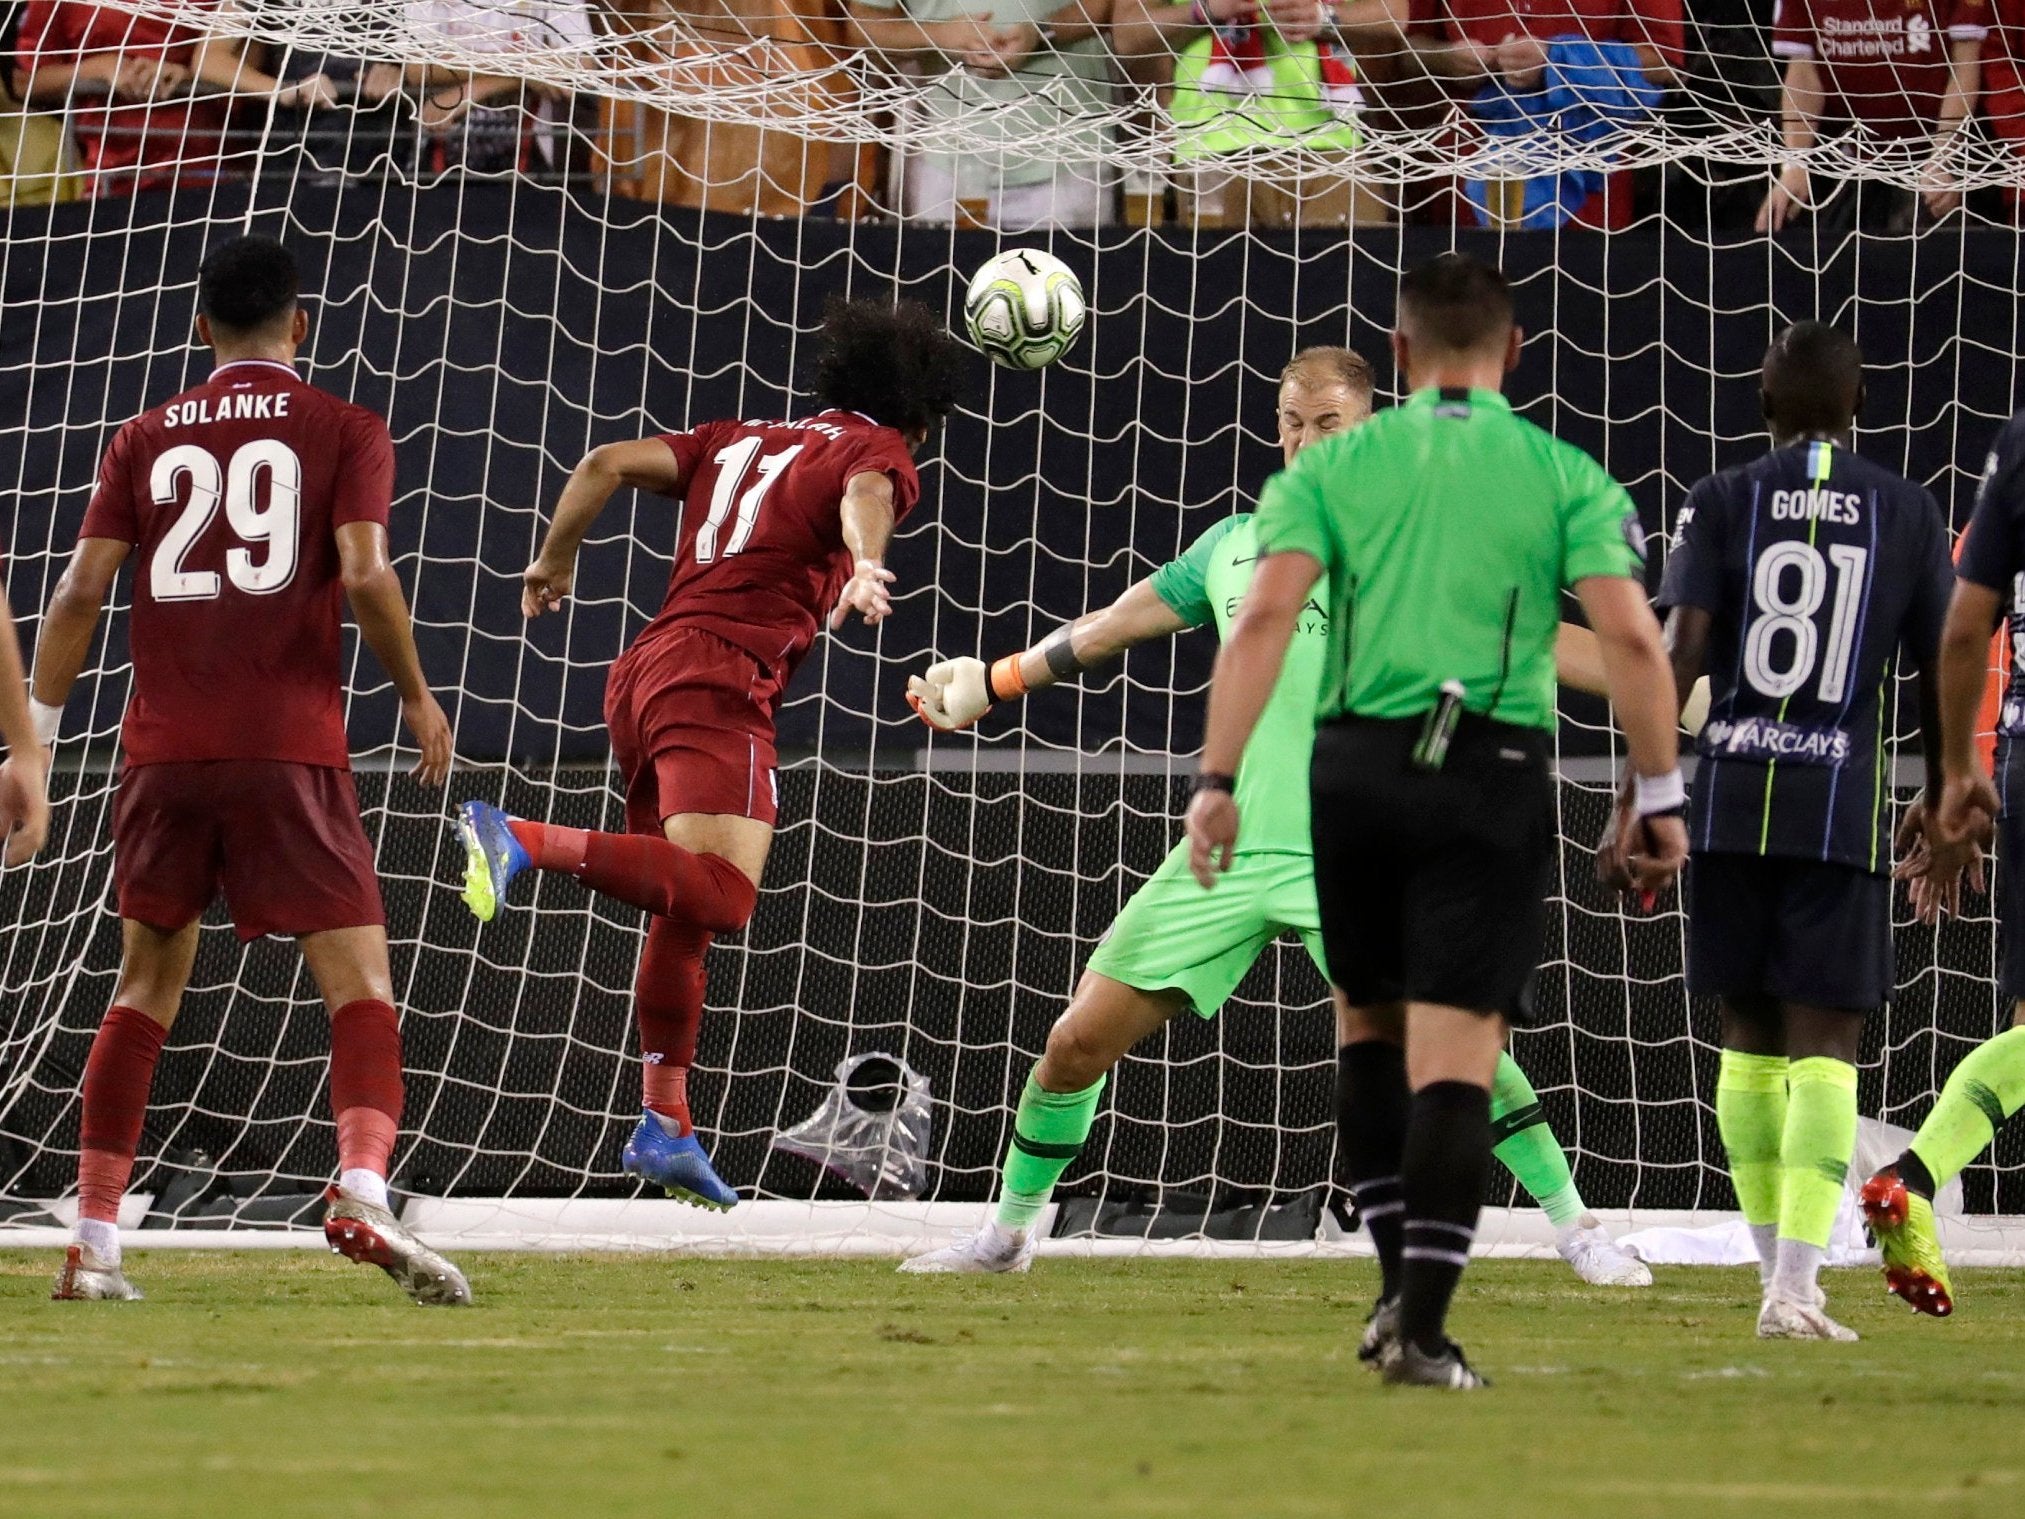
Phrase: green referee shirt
[
  {"left": 1253, "top": 386, "right": 1645, "bottom": 732},
  {"left": 1149, "top": 513, "right": 1323, "bottom": 855}
]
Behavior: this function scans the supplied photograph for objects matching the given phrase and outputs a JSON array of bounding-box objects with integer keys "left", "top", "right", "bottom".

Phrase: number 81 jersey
[
  {"left": 640, "top": 411, "right": 921, "bottom": 674},
  {"left": 1658, "top": 439, "right": 1952, "bottom": 873},
  {"left": 81, "top": 359, "right": 396, "bottom": 770}
]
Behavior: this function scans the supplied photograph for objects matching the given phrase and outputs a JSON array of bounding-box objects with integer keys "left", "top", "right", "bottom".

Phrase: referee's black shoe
[
  {"left": 1357, "top": 1297, "right": 1399, "bottom": 1369},
  {"left": 1380, "top": 1337, "right": 1489, "bottom": 1390}
]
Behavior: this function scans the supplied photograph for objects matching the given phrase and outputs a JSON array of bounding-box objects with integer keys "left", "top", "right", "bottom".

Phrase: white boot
[
  {"left": 1555, "top": 1218, "right": 1653, "bottom": 1287},
  {"left": 1756, "top": 1293, "right": 1859, "bottom": 1342},
  {"left": 897, "top": 1220, "right": 1035, "bottom": 1274}
]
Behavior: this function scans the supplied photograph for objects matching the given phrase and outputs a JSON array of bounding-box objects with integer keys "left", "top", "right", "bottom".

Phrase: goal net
[{"left": 4, "top": 0, "right": 2025, "bottom": 1257}]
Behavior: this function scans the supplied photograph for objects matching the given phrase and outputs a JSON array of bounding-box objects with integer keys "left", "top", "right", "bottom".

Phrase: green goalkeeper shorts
[{"left": 1083, "top": 844, "right": 1325, "bottom": 1018}]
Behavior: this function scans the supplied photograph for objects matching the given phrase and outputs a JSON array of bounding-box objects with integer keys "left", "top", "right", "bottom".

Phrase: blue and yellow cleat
[
  {"left": 622, "top": 1112, "right": 739, "bottom": 1211},
  {"left": 455, "top": 800, "right": 529, "bottom": 923}
]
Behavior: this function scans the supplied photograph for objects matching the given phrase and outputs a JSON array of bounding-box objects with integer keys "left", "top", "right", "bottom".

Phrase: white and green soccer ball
[{"left": 963, "top": 249, "right": 1087, "bottom": 371}]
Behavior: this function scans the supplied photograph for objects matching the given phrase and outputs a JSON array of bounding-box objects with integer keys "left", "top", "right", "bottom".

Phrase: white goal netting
[{"left": 4, "top": 0, "right": 2025, "bottom": 1253}]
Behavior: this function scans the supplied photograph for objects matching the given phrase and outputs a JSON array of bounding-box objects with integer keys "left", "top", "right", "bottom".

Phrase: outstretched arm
[
  {"left": 338, "top": 522, "right": 452, "bottom": 786},
  {"left": 907, "top": 576, "right": 1191, "bottom": 731},
  {"left": 832, "top": 470, "right": 899, "bottom": 629},
  {"left": 1184, "top": 551, "right": 1322, "bottom": 886},
  {"left": 524, "top": 439, "right": 689, "bottom": 618}
]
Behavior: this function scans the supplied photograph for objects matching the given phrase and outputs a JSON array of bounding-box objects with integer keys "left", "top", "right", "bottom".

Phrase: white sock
[
  {"left": 1770, "top": 1238, "right": 1826, "bottom": 1302},
  {"left": 1748, "top": 1222, "right": 1780, "bottom": 1286},
  {"left": 75, "top": 1216, "right": 121, "bottom": 1266},
  {"left": 339, "top": 1168, "right": 391, "bottom": 1211}
]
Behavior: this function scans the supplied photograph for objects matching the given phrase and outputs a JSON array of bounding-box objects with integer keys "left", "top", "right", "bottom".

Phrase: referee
[{"left": 1185, "top": 253, "right": 1687, "bottom": 1389}]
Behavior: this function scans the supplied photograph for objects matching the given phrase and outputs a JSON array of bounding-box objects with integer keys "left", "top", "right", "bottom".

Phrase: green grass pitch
[{"left": 5, "top": 1252, "right": 2024, "bottom": 1519}]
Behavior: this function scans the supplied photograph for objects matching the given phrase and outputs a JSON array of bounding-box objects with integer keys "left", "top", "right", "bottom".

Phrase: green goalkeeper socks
[
  {"left": 1489, "top": 1053, "right": 1585, "bottom": 1227},
  {"left": 1716, "top": 1050, "right": 1789, "bottom": 1230},
  {"left": 1779, "top": 1056, "right": 1858, "bottom": 1250},
  {"left": 994, "top": 1072, "right": 1106, "bottom": 1232},
  {"left": 1908, "top": 1024, "right": 2025, "bottom": 1193}
]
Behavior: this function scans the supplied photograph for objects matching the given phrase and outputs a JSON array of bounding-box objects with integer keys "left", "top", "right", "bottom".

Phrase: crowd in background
[{"left": 0, "top": 0, "right": 2019, "bottom": 233}]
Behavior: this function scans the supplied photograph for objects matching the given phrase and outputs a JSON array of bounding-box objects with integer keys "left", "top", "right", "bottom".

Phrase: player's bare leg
[
  {"left": 462, "top": 802, "right": 769, "bottom": 1209},
  {"left": 902, "top": 974, "right": 1183, "bottom": 1274},
  {"left": 300, "top": 926, "right": 470, "bottom": 1306},
  {"left": 53, "top": 919, "right": 198, "bottom": 1301}
]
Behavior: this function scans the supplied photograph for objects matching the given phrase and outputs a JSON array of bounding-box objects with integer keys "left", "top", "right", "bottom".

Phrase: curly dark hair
[
  {"left": 813, "top": 297, "right": 967, "bottom": 438},
  {"left": 198, "top": 235, "right": 300, "bottom": 335}
]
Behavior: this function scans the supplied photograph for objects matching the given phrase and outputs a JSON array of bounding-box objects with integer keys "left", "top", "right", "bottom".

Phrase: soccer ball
[{"left": 963, "top": 249, "right": 1087, "bottom": 371}]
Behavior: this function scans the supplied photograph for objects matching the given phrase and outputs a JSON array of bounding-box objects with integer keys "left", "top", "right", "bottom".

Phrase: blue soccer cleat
[
  {"left": 622, "top": 1113, "right": 738, "bottom": 1211},
  {"left": 455, "top": 800, "right": 529, "bottom": 923}
]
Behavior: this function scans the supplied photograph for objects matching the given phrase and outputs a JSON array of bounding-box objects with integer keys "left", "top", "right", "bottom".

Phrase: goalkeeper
[{"left": 901, "top": 346, "right": 1653, "bottom": 1285}]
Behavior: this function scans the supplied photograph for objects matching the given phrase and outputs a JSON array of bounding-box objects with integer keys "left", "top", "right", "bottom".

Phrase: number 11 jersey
[
  {"left": 80, "top": 359, "right": 395, "bottom": 770},
  {"left": 643, "top": 411, "right": 921, "bottom": 675},
  {"left": 1658, "top": 439, "right": 1951, "bottom": 873}
]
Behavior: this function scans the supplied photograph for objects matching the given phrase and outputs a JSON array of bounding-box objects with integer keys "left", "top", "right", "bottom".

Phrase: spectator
[
  {"left": 13, "top": 0, "right": 334, "bottom": 197},
  {"left": 605, "top": 0, "right": 873, "bottom": 216},
  {"left": 846, "top": 0, "right": 1115, "bottom": 229},
  {"left": 1759, "top": 0, "right": 1986, "bottom": 232},
  {"left": 3, "top": 0, "right": 76, "bottom": 204},
  {"left": 1112, "top": 0, "right": 1403, "bottom": 226},
  {"left": 1409, "top": 0, "right": 1683, "bottom": 228},
  {"left": 404, "top": 0, "right": 601, "bottom": 178}
]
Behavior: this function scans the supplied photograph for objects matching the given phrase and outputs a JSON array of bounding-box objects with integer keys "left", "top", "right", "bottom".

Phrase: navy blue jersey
[
  {"left": 1657, "top": 440, "right": 1951, "bottom": 874},
  {"left": 1955, "top": 411, "right": 2025, "bottom": 816}
]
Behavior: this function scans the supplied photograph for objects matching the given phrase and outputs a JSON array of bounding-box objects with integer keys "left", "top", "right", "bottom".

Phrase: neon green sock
[
  {"left": 1489, "top": 1052, "right": 1584, "bottom": 1227},
  {"left": 1779, "top": 1056, "right": 1858, "bottom": 1248},
  {"left": 1909, "top": 1024, "right": 2025, "bottom": 1192},
  {"left": 1716, "top": 1050, "right": 1789, "bottom": 1227},
  {"left": 995, "top": 1072, "right": 1106, "bottom": 1232}
]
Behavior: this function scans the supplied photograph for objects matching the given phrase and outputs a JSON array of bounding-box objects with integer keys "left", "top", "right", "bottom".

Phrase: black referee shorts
[
  {"left": 1309, "top": 714, "right": 1554, "bottom": 1020},
  {"left": 1685, "top": 852, "right": 1891, "bottom": 1012}
]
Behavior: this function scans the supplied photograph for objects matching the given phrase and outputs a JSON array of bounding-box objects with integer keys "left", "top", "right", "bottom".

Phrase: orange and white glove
[{"left": 907, "top": 656, "right": 997, "bottom": 732}]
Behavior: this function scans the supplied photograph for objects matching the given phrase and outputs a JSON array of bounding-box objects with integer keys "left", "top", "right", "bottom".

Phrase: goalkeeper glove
[{"left": 907, "top": 656, "right": 996, "bottom": 732}]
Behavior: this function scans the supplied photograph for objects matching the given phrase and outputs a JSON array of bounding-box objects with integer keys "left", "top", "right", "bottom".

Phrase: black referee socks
[
  {"left": 1337, "top": 1041, "right": 1411, "bottom": 1300},
  {"left": 1398, "top": 1079, "right": 1494, "bottom": 1357}
]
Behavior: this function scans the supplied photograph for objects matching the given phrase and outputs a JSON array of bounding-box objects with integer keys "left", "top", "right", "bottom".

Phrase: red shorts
[
  {"left": 113, "top": 760, "right": 386, "bottom": 941},
  {"left": 605, "top": 625, "right": 785, "bottom": 835}
]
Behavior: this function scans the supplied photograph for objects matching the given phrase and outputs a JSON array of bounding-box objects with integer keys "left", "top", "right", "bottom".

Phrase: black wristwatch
[{"left": 1194, "top": 771, "right": 1236, "bottom": 796}]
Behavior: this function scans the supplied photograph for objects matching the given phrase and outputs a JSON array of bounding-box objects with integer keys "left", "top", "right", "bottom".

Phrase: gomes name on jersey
[{"left": 1767, "top": 488, "right": 1862, "bottom": 524}]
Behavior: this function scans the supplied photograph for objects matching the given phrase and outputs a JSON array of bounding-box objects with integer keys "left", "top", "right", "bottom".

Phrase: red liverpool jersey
[
  {"left": 639, "top": 410, "right": 921, "bottom": 672},
  {"left": 79, "top": 359, "right": 395, "bottom": 769}
]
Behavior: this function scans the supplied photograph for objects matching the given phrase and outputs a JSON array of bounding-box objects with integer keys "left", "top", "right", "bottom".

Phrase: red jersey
[
  {"left": 1983, "top": 0, "right": 2025, "bottom": 147},
  {"left": 1427, "top": 0, "right": 1684, "bottom": 68},
  {"left": 1773, "top": 0, "right": 1987, "bottom": 139},
  {"left": 80, "top": 359, "right": 394, "bottom": 769},
  {"left": 14, "top": 1, "right": 230, "bottom": 197},
  {"left": 637, "top": 410, "right": 921, "bottom": 674}
]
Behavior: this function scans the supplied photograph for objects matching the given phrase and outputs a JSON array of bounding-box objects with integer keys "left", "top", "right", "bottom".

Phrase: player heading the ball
[
  {"left": 455, "top": 298, "right": 968, "bottom": 1211},
  {"left": 33, "top": 235, "right": 469, "bottom": 1306}
]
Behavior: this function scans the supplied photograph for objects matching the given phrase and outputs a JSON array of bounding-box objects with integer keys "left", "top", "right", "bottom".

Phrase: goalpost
[{"left": 5, "top": 1, "right": 2025, "bottom": 1261}]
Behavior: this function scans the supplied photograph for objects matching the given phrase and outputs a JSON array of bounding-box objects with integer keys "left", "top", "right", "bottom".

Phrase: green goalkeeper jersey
[{"left": 1148, "top": 513, "right": 1325, "bottom": 856}]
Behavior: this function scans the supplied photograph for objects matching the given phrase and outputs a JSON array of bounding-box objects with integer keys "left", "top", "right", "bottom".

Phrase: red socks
[
  {"left": 77, "top": 1005, "right": 168, "bottom": 1223},
  {"left": 636, "top": 918, "right": 711, "bottom": 1135},
  {"left": 508, "top": 820, "right": 757, "bottom": 932},
  {"left": 329, "top": 999, "right": 404, "bottom": 1177}
]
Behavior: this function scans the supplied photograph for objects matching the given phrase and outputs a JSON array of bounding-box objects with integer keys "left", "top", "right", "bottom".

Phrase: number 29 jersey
[
  {"left": 79, "top": 360, "right": 395, "bottom": 770},
  {"left": 641, "top": 411, "right": 921, "bottom": 676},
  {"left": 1658, "top": 440, "right": 1951, "bottom": 873}
]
